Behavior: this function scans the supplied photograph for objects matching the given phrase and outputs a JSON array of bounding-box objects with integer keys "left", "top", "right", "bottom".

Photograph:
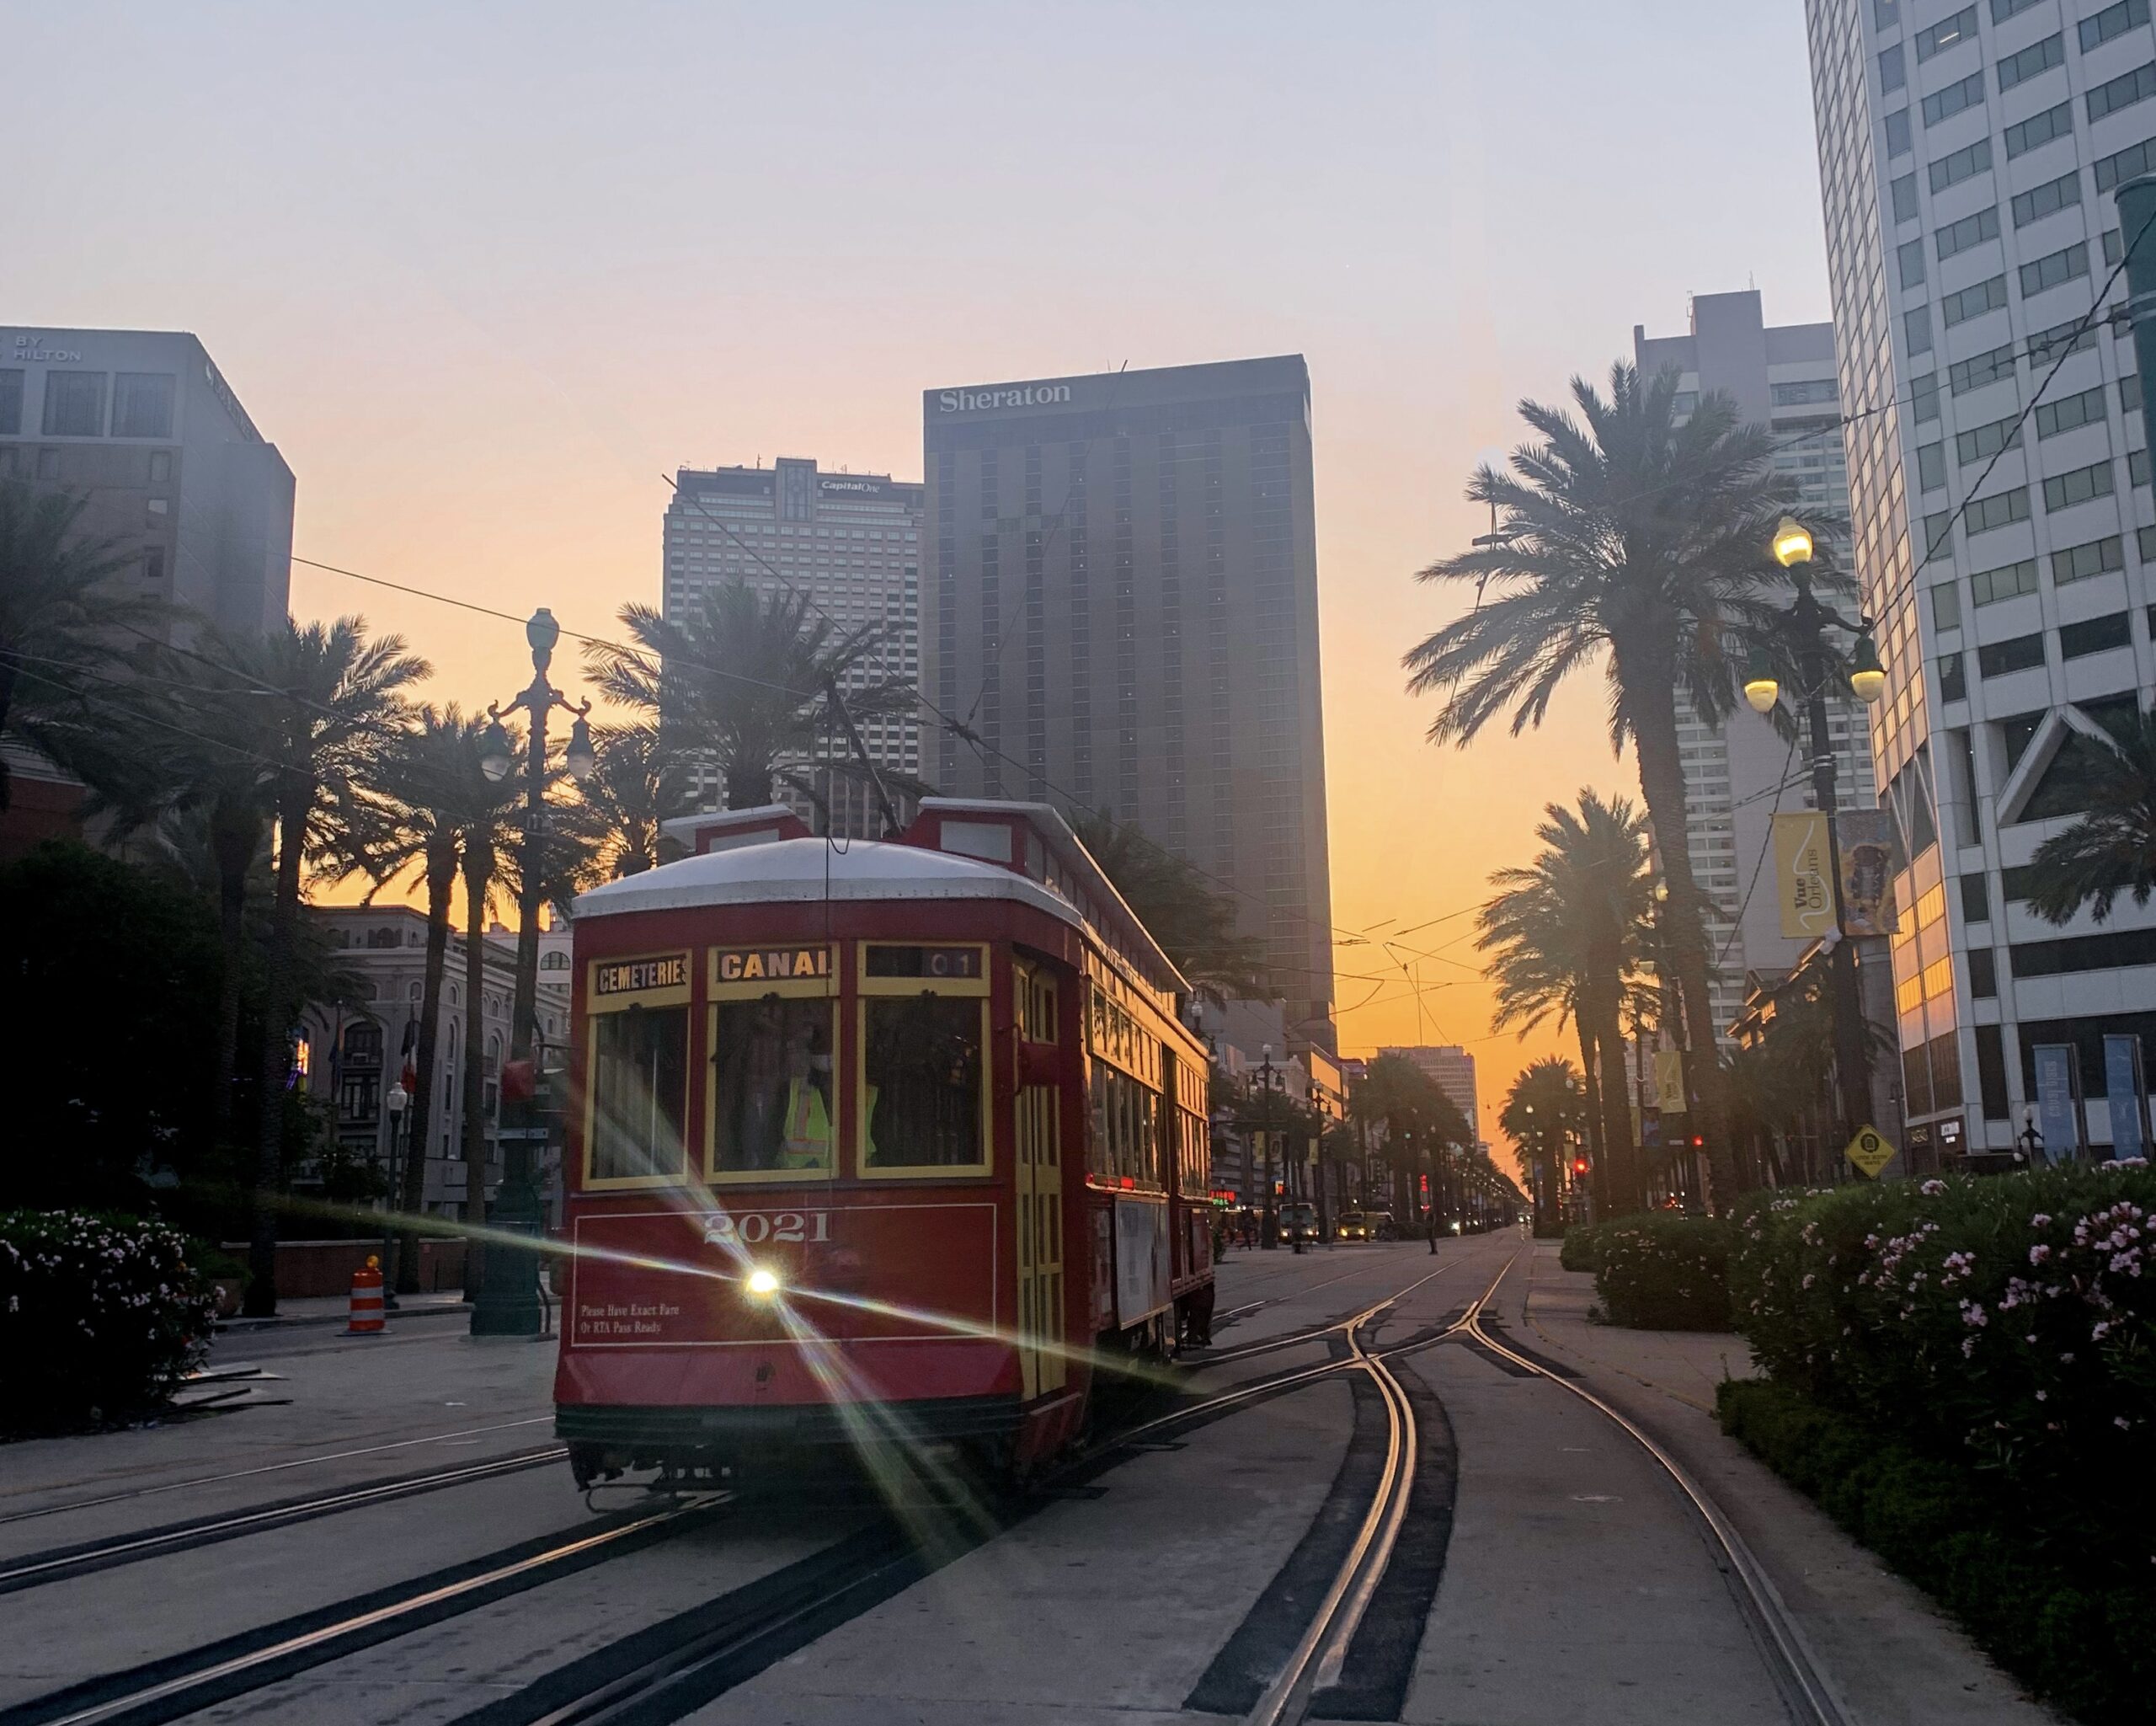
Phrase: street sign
[{"left": 1844, "top": 1125, "right": 1897, "bottom": 1178}]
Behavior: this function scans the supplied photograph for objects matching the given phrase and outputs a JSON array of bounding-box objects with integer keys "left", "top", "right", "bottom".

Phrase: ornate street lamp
[
  {"left": 1748, "top": 517, "right": 1890, "bottom": 1152},
  {"left": 472, "top": 607, "right": 594, "bottom": 1337}
]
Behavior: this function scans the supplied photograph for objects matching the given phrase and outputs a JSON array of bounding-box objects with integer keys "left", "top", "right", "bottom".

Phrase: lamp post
[
  {"left": 472, "top": 607, "right": 595, "bottom": 1337},
  {"left": 1746, "top": 517, "right": 1886, "bottom": 1153},
  {"left": 382, "top": 1081, "right": 408, "bottom": 1311},
  {"left": 1257, "top": 1045, "right": 1283, "bottom": 1251}
]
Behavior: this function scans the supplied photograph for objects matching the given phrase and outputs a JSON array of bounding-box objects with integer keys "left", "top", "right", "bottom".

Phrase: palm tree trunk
[
  {"left": 243, "top": 783, "right": 312, "bottom": 1317},
  {"left": 725, "top": 761, "right": 774, "bottom": 810},
  {"left": 460, "top": 847, "right": 492, "bottom": 1296},
  {"left": 396, "top": 836, "right": 456, "bottom": 1295},
  {"left": 1573, "top": 1019, "right": 1610, "bottom": 1219},
  {"left": 1626, "top": 684, "right": 1740, "bottom": 1211},
  {"left": 1591, "top": 1009, "right": 1642, "bottom": 1213},
  {"left": 208, "top": 797, "right": 257, "bottom": 1148}
]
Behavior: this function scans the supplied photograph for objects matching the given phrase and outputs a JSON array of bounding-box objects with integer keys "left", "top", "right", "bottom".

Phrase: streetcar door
[{"left": 1014, "top": 963, "right": 1065, "bottom": 1399}]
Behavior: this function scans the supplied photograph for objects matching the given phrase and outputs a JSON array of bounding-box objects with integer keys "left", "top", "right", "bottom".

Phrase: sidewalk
[
  {"left": 1512, "top": 1240, "right": 2062, "bottom": 1726},
  {"left": 216, "top": 1290, "right": 472, "bottom": 1333}
]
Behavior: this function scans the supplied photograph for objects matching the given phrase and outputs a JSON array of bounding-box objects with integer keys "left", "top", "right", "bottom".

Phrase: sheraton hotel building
[{"left": 920, "top": 358, "right": 1337, "bottom": 1050}]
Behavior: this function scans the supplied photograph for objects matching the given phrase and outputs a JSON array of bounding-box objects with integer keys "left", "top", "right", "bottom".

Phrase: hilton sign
[{"left": 936, "top": 382, "right": 1073, "bottom": 414}]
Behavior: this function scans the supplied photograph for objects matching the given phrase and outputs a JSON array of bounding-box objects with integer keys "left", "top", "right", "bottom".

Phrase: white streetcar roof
[{"left": 572, "top": 836, "right": 1086, "bottom": 928}]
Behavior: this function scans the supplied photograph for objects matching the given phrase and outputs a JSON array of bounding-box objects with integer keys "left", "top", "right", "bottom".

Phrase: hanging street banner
[
  {"left": 1773, "top": 813, "right": 1836, "bottom": 939},
  {"left": 1836, "top": 809, "right": 1903, "bottom": 937},
  {"left": 2103, "top": 1034, "right": 2148, "bottom": 1162},
  {"left": 2032, "top": 1044, "right": 2082, "bottom": 1165},
  {"left": 1844, "top": 1124, "right": 1897, "bottom": 1178},
  {"left": 1653, "top": 1049, "right": 1688, "bottom": 1114}
]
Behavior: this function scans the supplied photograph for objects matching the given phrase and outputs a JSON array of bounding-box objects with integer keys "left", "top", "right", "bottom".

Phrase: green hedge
[
  {"left": 0, "top": 1210, "right": 219, "bottom": 1432},
  {"left": 1719, "top": 1378, "right": 2155, "bottom": 1724},
  {"left": 1728, "top": 1165, "right": 2156, "bottom": 1527},
  {"left": 1558, "top": 1221, "right": 1606, "bottom": 1272},
  {"left": 1588, "top": 1215, "right": 1732, "bottom": 1329}
]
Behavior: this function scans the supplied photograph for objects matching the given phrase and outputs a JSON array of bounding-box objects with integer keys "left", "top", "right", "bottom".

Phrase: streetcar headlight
[{"left": 745, "top": 1266, "right": 782, "bottom": 1298}]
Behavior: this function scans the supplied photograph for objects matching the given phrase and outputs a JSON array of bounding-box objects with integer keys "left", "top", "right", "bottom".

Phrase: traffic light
[
  {"left": 1572, "top": 1157, "right": 1589, "bottom": 1177},
  {"left": 1687, "top": 1134, "right": 1705, "bottom": 1152}
]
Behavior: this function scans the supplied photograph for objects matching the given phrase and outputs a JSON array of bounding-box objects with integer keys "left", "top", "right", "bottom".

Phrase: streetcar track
[
  {"left": 0, "top": 1445, "right": 568, "bottom": 1596},
  {"left": 0, "top": 1415, "right": 556, "bottom": 1526},
  {"left": 1460, "top": 1260, "right": 1853, "bottom": 1726},
  {"left": 0, "top": 1497, "right": 728, "bottom": 1726},
  {"left": 3, "top": 1254, "right": 1496, "bottom": 1726}
]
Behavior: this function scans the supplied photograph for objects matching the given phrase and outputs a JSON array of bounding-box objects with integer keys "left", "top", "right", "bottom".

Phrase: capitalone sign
[{"left": 936, "top": 382, "right": 1073, "bottom": 413}]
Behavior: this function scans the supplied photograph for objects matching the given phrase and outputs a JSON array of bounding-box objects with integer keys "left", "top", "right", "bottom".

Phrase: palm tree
[
  {"left": 0, "top": 478, "right": 163, "bottom": 808},
  {"left": 2024, "top": 708, "right": 2156, "bottom": 926},
  {"left": 1067, "top": 810, "right": 1270, "bottom": 1001},
  {"left": 323, "top": 708, "right": 494, "bottom": 1291},
  {"left": 584, "top": 583, "right": 916, "bottom": 815},
  {"left": 1477, "top": 790, "right": 1653, "bottom": 1214},
  {"left": 558, "top": 723, "right": 691, "bottom": 879},
  {"left": 1500, "top": 1057, "right": 1589, "bottom": 1232},
  {"left": 1404, "top": 362, "right": 1819, "bottom": 1211},
  {"left": 215, "top": 618, "right": 427, "bottom": 1314},
  {"left": 1351, "top": 1052, "right": 1474, "bottom": 1223}
]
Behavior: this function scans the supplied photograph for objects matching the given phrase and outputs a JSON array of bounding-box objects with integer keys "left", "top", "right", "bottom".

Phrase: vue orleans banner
[{"left": 1774, "top": 810, "right": 1903, "bottom": 940}]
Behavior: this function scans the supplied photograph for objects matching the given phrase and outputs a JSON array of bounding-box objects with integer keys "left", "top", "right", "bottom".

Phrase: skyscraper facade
[
  {"left": 1806, "top": 0, "right": 2156, "bottom": 1156},
  {"left": 1635, "top": 291, "right": 1881, "bottom": 1041},
  {"left": 663, "top": 457, "right": 923, "bottom": 837},
  {"left": 921, "top": 358, "right": 1337, "bottom": 1046}
]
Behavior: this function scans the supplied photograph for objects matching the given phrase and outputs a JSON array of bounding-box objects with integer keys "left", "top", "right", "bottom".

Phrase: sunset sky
[{"left": 6, "top": 3, "right": 1833, "bottom": 1164}]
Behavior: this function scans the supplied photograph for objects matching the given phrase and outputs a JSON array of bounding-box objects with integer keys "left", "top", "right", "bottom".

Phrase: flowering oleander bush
[
  {"left": 1557, "top": 1221, "right": 1606, "bottom": 1273},
  {"left": 1588, "top": 1215, "right": 1732, "bottom": 1329},
  {"left": 1729, "top": 1164, "right": 2156, "bottom": 1520},
  {"left": 0, "top": 1210, "right": 219, "bottom": 1432}
]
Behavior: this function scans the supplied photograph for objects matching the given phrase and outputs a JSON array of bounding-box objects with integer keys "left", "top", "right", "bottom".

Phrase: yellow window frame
[
  {"left": 581, "top": 951, "right": 694, "bottom": 1192},
  {"left": 704, "top": 945, "right": 840, "bottom": 1187},
  {"left": 857, "top": 943, "right": 992, "bottom": 1179}
]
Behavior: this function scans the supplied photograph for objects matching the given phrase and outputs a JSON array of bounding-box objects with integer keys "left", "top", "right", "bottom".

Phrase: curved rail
[{"left": 1462, "top": 1269, "right": 1851, "bottom": 1726}]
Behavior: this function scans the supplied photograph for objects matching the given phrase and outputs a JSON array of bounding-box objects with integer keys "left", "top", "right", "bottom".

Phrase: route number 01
[{"left": 702, "top": 1210, "right": 830, "bottom": 1247}]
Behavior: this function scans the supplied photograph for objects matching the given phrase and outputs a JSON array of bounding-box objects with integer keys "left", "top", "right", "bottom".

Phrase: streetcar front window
[
  {"left": 709, "top": 997, "right": 835, "bottom": 1176},
  {"left": 586, "top": 1003, "right": 688, "bottom": 1183},
  {"left": 862, "top": 994, "right": 985, "bottom": 1168}
]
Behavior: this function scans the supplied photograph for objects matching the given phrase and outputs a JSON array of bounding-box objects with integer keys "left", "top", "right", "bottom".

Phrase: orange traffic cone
[{"left": 347, "top": 1255, "right": 387, "bottom": 1335}]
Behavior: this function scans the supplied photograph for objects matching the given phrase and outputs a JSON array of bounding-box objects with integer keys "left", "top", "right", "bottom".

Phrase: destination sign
[
  {"left": 714, "top": 945, "right": 834, "bottom": 983},
  {"left": 593, "top": 954, "right": 689, "bottom": 997}
]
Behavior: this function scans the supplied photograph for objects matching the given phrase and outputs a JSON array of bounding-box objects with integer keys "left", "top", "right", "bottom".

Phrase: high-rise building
[
  {"left": 1806, "top": 0, "right": 2156, "bottom": 1157},
  {"left": 0, "top": 328, "right": 293, "bottom": 851},
  {"left": 921, "top": 358, "right": 1337, "bottom": 1047},
  {"left": 663, "top": 458, "right": 924, "bottom": 838},
  {"left": 1634, "top": 291, "right": 1882, "bottom": 1041},
  {"left": 1380, "top": 1045, "right": 1480, "bottom": 1141}
]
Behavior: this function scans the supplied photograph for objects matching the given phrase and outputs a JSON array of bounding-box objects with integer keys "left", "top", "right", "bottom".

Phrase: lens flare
[{"left": 746, "top": 1266, "right": 782, "bottom": 1297}]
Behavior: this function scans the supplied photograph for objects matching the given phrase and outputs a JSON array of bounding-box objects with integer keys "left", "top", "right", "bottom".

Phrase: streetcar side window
[
  {"left": 586, "top": 1005, "right": 689, "bottom": 1184},
  {"left": 1086, "top": 1061, "right": 1162, "bottom": 1189},
  {"left": 862, "top": 995, "right": 985, "bottom": 1168},
  {"left": 709, "top": 998, "right": 835, "bottom": 1178}
]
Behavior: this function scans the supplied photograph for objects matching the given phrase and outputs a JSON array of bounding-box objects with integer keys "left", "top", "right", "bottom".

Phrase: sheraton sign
[{"left": 936, "top": 382, "right": 1073, "bottom": 414}]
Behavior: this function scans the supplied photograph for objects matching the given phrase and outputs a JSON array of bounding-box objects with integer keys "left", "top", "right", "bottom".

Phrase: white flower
[{"left": 1921, "top": 1179, "right": 1946, "bottom": 1196}]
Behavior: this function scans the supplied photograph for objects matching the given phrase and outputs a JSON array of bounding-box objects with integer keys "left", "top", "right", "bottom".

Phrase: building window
[
  {"left": 110, "top": 372, "right": 174, "bottom": 439},
  {"left": 1916, "top": 7, "right": 1977, "bottom": 61},
  {"left": 2052, "top": 535, "right": 2124, "bottom": 583},
  {"left": 2041, "top": 459, "right": 2113, "bottom": 511},
  {"left": 1964, "top": 487, "right": 2030, "bottom": 533},
  {"left": 1969, "top": 558, "right": 2037, "bottom": 605},
  {"left": 1905, "top": 305, "right": 1935, "bottom": 355},
  {"left": 1975, "top": 1023, "right": 2011, "bottom": 1122},
  {"left": 1892, "top": 172, "right": 1921, "bottom": 221},
  {"left": 1770, "top": 378, "right": 1838, "bottom": 406},
  {"left": 1940, "top": 651, "right": 1968, "bottom": 701},
  {"left": 2020, "top": 243, "right": 2089, "bottom": 300},
  {"left": 1924, "top": 69, "right": 1986, "bottom": 124},
  {"left": 2011, "top": 169, "right": 2082, "bottom": 230},
  {"left": 1932, "top": 583, "right": 1963, "bottom": 630},
  {"left": 1886, "top": 109, "right": 1913, "bottom": 157},
  {"left": 1913, "top": 373, "right": 1942, "bottom": 422},
  {"left": 1955, "top": 413, "right": 2021, "bottom": 466},
  {"left": 1918, "top": 441, "right": 1947, "bottom": 490},
  {"left": 2094, "top": 135, "right": 2156, "bottom": 193},
  {"left": 1969, "top": 947, "right": 1998, "bottom": 997},
  {"left": 1898, "top": 237, "right": 1929, "bottom": 288},
  {"left": 1961, "top": 873, "right": 1989, "bottom": 924},
  {"left": 0, "top": 369, "right": 20, "bottom": 436},
  {"left": 1941, "top": 275, "right": 2008, "bottom": 327},
  {"left": 2059, "top": 612, "right": 2132, "bottom": 658},
  {"left": 2086, "top": 61, "right": 2156, "bottom": 126},
  {"left": 1935, "top": 206, "right": 1998, "bottom": 261},
  {"left": 1881, "top": 43, "right": 1908, "bottom": 93},
  {"left": 2081, "top": 0, "right": 2149, "bottom": 52},
  {"left": 1993, "top": 34, "right": 2063, "bottom": 95},
  {"left": 2004, "top": 99, "right": 2071, "bottom": 159},
  {"left": 40, "top": 371, "right": 106, "bottom": 437},
  {"left": 1977, "top": 632, "right": 2047, "bottom": 677},
  {"left": 2034, "top": 385, "right": 2106, "bottom": 440},
  {"left": 1950, "top": 343, "right": 2015, "bottom": 394}
]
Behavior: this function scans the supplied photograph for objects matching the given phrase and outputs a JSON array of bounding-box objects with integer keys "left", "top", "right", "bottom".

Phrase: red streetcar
[{"left": 552, "top": 798, "right": 1216, "bottom": 1488}]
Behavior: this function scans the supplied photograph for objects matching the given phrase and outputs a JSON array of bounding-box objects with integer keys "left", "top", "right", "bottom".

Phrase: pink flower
[{"left": 2030, "top": 1244, "right": 2052, "bottom": 1264}]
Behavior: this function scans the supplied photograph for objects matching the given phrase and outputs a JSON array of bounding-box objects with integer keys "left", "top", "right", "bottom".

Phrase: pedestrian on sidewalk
[{"left": 1427, "top": 1209, "right": 1438, "bottom": 1255}]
